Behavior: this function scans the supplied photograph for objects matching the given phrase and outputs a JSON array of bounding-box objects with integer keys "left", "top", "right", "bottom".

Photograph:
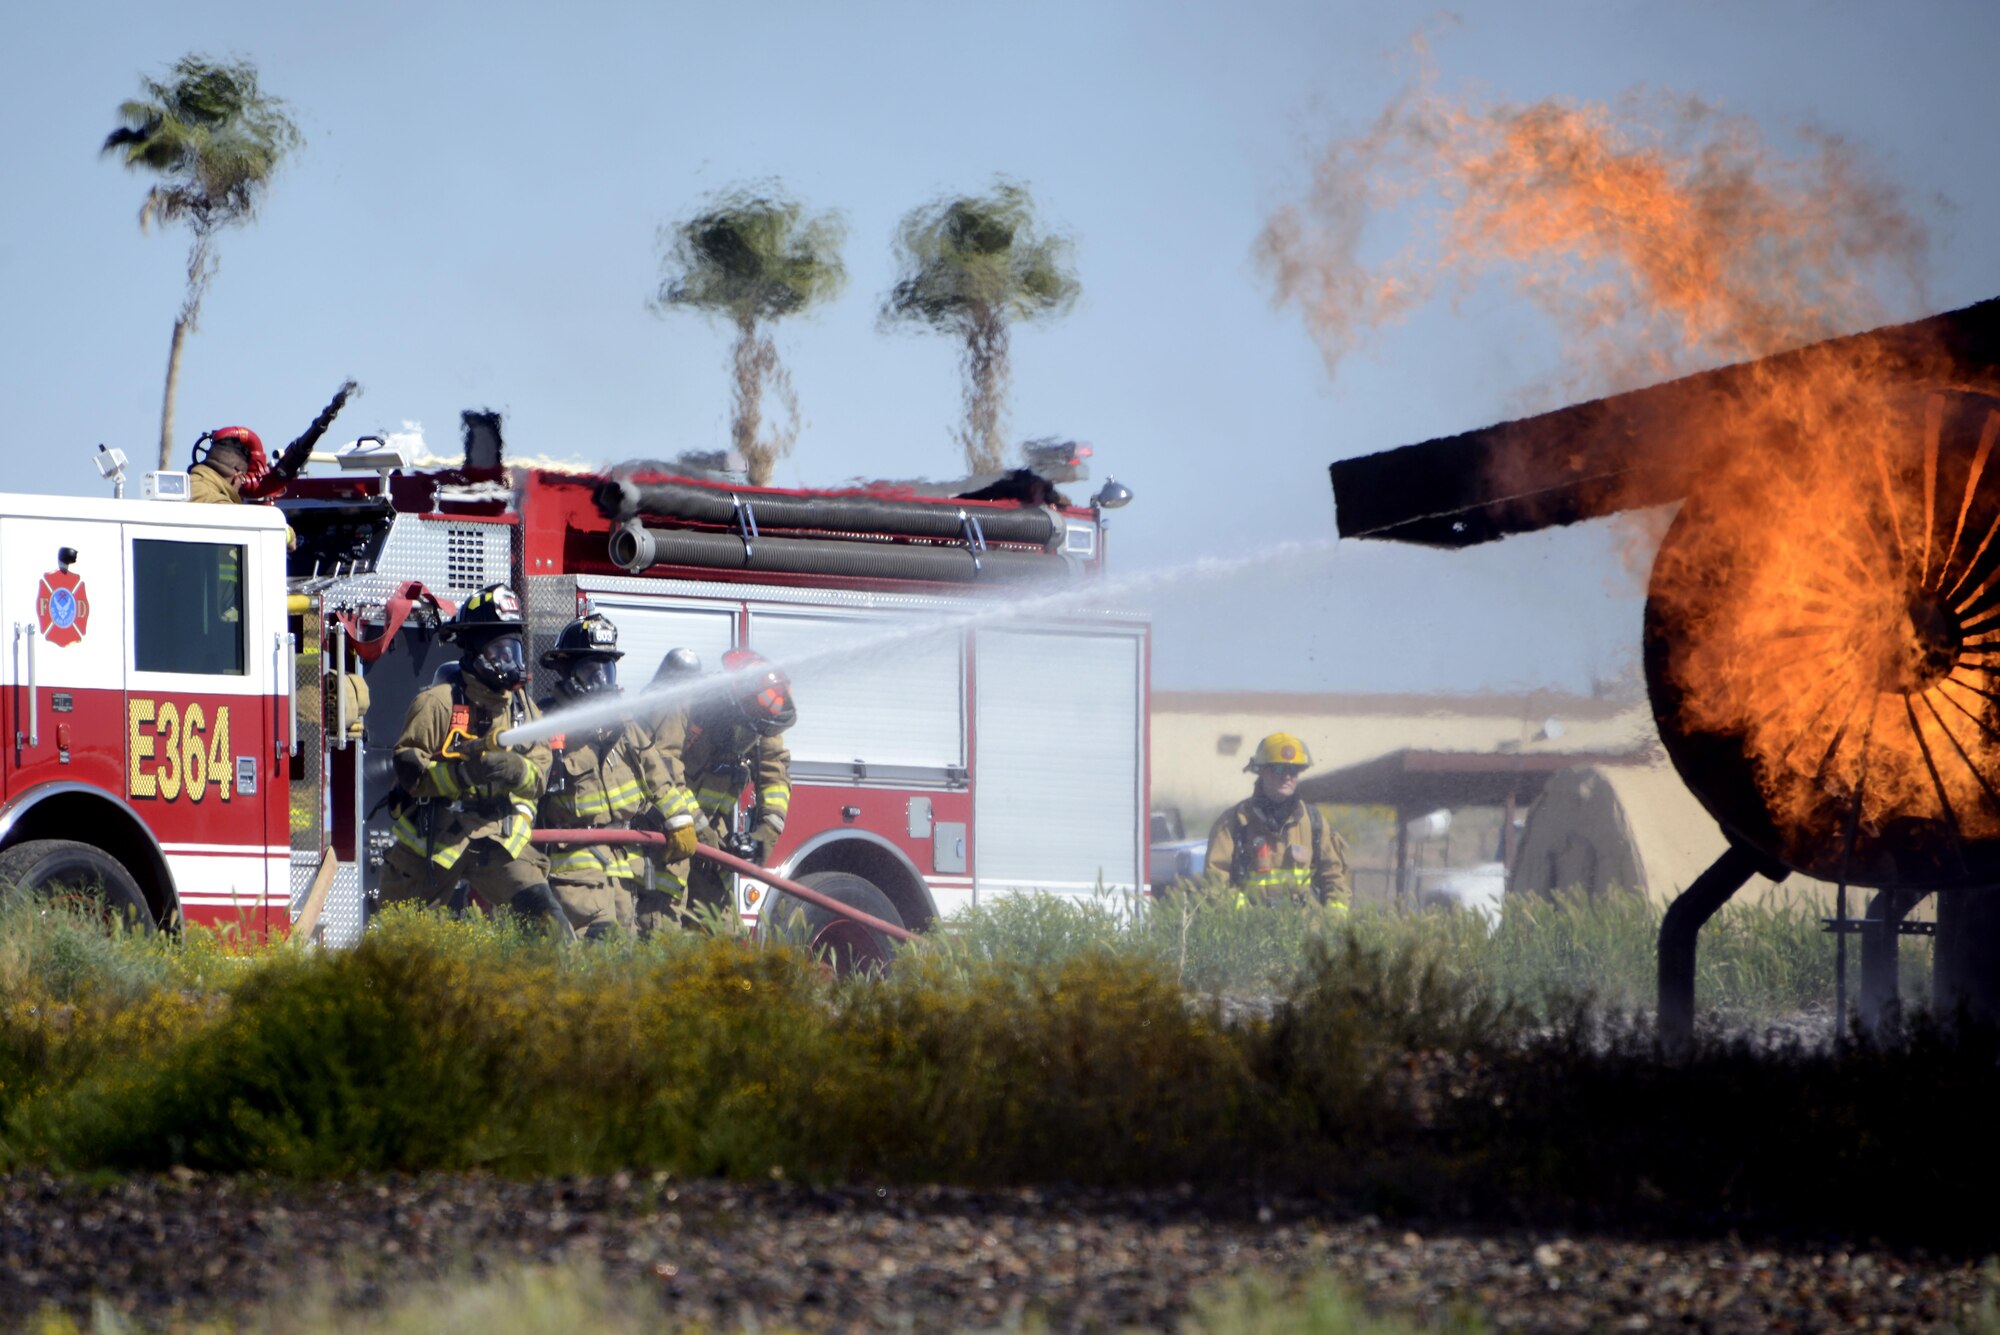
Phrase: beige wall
[{"left": 1151, "top": 689, "right": 1658, "bottom": 829}]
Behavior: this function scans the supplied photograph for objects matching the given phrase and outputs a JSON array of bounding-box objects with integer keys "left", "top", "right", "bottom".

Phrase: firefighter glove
[
  {"left": 468, "top": 747, "right": 533, "bottom": 791},
  {"left": 664, "top": 820, "right": 700, "bottom": 861},
  {"left": 750, "top": 821, "right": 781, "bottom": 866}
]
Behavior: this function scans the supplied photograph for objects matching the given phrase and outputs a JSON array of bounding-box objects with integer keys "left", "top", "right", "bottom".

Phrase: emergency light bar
[
  {"left": 334, "top": 436, "right": 409, "bottom": 495},
  {"left": 334, "top": 436, "right": 408, "bottom": 471}
]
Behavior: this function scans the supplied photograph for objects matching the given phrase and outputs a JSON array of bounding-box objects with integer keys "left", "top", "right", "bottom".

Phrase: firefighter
[
  {"left": 535, "top": 612, "right": 700, "bottom": 939},
  {"left": 378, "top": 584, "right": 565, "bottom": 930},
  {"left": 638, "top": 647, "right": 795, "bottom": 931},
  {"left": 188, "top": 427, "right": 259, "bottom": 505},
  {"left": 187, "top": 426, "right": 299, "bottom": 552},
  {"left": 1205, "top": 732, "right": 1351, "bottom": 909}
]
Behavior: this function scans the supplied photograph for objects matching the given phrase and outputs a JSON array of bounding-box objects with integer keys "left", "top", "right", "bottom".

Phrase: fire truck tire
[
  {"left": 0, "top": 839, "right": 156, "bottom": 931},
  {"left": 761, "top": 871, "right": 903, "bottom": 976}
]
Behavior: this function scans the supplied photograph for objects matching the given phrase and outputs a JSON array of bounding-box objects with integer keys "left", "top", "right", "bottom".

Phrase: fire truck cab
[
  {"left": 0, "top": 493, "right": 295, "bottom": 930},
  {"left": 0, "top": 434, "right": 1150, "bottom": 946}
]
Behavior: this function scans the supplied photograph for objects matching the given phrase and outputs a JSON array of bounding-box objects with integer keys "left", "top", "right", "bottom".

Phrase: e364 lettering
[{"left": 127, "top": 699, "right": 234, "bottom": 802}]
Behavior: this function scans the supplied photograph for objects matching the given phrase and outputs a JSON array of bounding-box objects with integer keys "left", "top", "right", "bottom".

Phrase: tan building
[
  {"left": 1151, "top": 688, "right": 1656, "bottom": 832},
  {"left": 1152, "top": 689, "right": 1850, "bottom": 915}
]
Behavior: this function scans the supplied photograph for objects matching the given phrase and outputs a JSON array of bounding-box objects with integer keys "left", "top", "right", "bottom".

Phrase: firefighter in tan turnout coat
[
  {"left": 535, "top": 612, "right": 700, "bottom": 938},
  {"left": 1206, "top": 732, "right": 1351, "bottom": 909},
  {"left": 640, "top": 648, "right": 795, "bottom": 928},
  {"left": 188, "top": 428, "right": 257, "bottom": 506},
  {"left": 378, "top": 584, "right": 563, "bottom": 925}
]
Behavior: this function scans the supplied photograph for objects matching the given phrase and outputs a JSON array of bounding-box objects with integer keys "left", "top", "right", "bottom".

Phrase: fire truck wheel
[
  {"left": 760, "top": 871, "right": 903, "bottom": 977},
  {"left": 0, "top": 839, "right": 156, "bottom": 932}
]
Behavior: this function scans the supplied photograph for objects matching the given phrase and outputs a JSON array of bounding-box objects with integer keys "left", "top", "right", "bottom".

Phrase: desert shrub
[
  {"left": 2, "top": 894, "right": 1998, "bottom": 1247},
  {"left": 22, "top": 911, "right": 834, "bottom": 1176},
  {"left": 806, "top": 947, "right": 1259, "bottom": 1184},
  {"left": 938, "top": 887, "right": 1920, "bottom": 1023},
  {"left": 1188, "top": 1272, "right": 1476, "bottom": 1335}
]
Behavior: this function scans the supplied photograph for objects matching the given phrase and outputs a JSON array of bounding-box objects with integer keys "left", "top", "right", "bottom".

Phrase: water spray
[{"left": 497, "top": 535, "right": 1340, "bottom": 749}]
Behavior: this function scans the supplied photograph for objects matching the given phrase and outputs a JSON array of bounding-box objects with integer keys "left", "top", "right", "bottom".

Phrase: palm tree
[
  {"left": 882, "top": 182, "right": 1079, "bottom": 475},
  {"left": 654, "top": 189, "right": 847, "bottom": 485},
  {"left": 102, "top": 56, "right": 302, "bottom": 470}
]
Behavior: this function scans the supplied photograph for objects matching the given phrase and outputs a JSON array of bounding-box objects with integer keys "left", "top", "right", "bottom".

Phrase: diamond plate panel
[
  {"left": 524, "top": 575, "right": 579, "bottom": 704},
  {"left": 372, "top": 515, "right": 516, "bottom": 604},
  {"left": 290, "top": 853, "right": 365, "bottom": 948}
]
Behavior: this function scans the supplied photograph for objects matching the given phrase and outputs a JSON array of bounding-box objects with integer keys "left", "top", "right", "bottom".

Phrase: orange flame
[
  {"left": 1264, "top": 61, "right": 2000, "bottom": 883},
  {"left": 1649, "top": 373, "right": 2000, "bottom": 880}
]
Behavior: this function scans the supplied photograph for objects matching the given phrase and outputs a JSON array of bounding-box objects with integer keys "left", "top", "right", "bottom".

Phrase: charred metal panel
[{"left": 1331, "top": 296, "right": 2000, "bottom": 548}]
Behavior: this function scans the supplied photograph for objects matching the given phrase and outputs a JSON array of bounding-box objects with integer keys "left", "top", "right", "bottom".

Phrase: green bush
[
  {"left": 932, "top": 886, "right": 1924, "bottom": 1022},
  {"left": 1, "top": 895, "right": 1996, "bottom": 1247},
  {"left": 22, "top": 910, "right": 835, "bottom": 1176}
]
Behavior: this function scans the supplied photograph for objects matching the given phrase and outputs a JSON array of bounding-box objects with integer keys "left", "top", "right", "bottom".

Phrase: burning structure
[{"left": 1331, "top": 296, "right": 2000, "bottom": 1041}]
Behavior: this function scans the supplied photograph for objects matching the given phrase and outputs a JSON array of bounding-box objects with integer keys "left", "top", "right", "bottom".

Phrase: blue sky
[{"left": 7, "top": 2, "right": 2000, "bottom": 694}]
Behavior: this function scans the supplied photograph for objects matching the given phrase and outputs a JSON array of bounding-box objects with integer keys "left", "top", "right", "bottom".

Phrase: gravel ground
[{"left": 0, "top": 1173, "right": 1989, "bottom": 1331}]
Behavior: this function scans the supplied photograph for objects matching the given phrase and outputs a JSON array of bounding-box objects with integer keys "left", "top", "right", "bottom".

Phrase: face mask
[
  {"left": 560, "top": 657, "right": 619, "bottom": 701},
  {"left": 466, "top": 635, "right": 528, "bottom": 690}
]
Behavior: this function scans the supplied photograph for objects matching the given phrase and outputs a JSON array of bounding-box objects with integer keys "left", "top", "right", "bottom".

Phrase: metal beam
[{"left": 1658, "top": 844, "right": 1784, "bottom": 1053}]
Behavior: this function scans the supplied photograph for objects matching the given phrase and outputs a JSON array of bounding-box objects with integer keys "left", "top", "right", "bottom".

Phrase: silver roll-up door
[
  {"left": 747, "top": 610, "right": 965, "bottom": 776},
  {"left": 973, "top": 626, "right": 1144, "bottom": 898},
  {"left": 589, "top": 598, "right": 739, "bottom": 686}
]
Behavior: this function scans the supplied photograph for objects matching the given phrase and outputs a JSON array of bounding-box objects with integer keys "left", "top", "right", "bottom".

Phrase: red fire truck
[{"left": 0, "top": 427, "right": 1150, "bottom": 945}]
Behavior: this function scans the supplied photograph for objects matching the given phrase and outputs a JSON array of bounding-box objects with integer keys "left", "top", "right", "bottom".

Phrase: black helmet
[
  {"left": 447, "top": 585, "right": 528, "bottom": 691},
  {"left": 542, "top": 612, "right": 623, "bottom": 703},
  {"left": 539, "top": 612, "right": 623, "bottom": 668},
  {"left": 652, "top": 646, "right": 703, "bottom": 684},
  {"left": 442, "top": 584, "right": 525, "bottom": 645}
]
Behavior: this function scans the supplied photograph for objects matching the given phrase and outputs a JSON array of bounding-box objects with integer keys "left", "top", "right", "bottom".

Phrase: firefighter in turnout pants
[
  {"left": 535, "top": 612, "right": 701, "bottom": 938},
  {"left": 378, "top": 585, "right": 565, "bottom": 928},
  {"left": 640, "top": 648, "right": 795, "bottom": 929},
  {"left": 1206, "top": 733, "right": 1351, "bottom": 909}
]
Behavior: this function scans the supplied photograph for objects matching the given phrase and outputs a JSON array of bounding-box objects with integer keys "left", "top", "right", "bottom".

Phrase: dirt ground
[{"left": 0, "top": 1172, "right": 1988, "bottom": 1331}]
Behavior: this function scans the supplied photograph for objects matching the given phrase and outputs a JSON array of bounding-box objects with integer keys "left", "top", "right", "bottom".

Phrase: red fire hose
[{"left": 527, "top": 829, "right": 915, "bottom": 943}]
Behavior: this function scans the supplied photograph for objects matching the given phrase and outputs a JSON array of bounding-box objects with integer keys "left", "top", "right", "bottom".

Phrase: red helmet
[
  {"left": 193, "top": 426, "right": 269, "bottom": 486},
  {"left": 722, "top": 648, "right": 793, "bottom": 734}
]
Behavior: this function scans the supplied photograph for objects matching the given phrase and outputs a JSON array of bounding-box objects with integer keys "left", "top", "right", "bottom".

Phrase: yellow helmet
[{"left": 1247, "top": 732, "right": 1312, "bottom": 772}]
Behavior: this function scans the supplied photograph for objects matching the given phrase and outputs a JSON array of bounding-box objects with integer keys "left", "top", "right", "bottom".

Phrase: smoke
[{"left": 1259, "top": 54, "right": 1930, "bottom": 398}]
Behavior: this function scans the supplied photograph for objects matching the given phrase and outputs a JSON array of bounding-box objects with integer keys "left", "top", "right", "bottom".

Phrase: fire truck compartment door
[
  {"left": 973, "top": 627, "right": 1144, "bottom": 897},
  {"left": 1, "top": 517, "right": 126, "bottom": 764},
  {"left": 746, "top": 610, "right": 965, "bottom": 777},
  {"left": 586, "top": 598, "right": 738, "bottom": 694},
  {"left": 120, "top": 519, "right": 286, "bottom": 924},
  {"left": 0, "top": 515, "right": 124, "bottom": 707}
]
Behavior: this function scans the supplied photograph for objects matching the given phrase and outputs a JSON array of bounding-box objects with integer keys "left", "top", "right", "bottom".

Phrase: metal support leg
[
  {"left": 1858, "top": 889, "right": 1924, "bottom": 1035},
  {"left": 1935, "top": 890, "right": 2000, "bottom": 1024},
  {"left": 1658, "top": 844, "right": 1769, "bottom": 1054}
]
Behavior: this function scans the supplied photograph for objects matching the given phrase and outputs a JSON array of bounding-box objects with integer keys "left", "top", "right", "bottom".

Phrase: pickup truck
[{"left": 1149, "top": 807, "right": 1209, "bottom": 888}]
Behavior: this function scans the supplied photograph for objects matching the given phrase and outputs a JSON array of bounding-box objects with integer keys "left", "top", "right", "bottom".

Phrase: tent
[{"left": 1510, "top": 762, "right": 1839, "bottom": 910}]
